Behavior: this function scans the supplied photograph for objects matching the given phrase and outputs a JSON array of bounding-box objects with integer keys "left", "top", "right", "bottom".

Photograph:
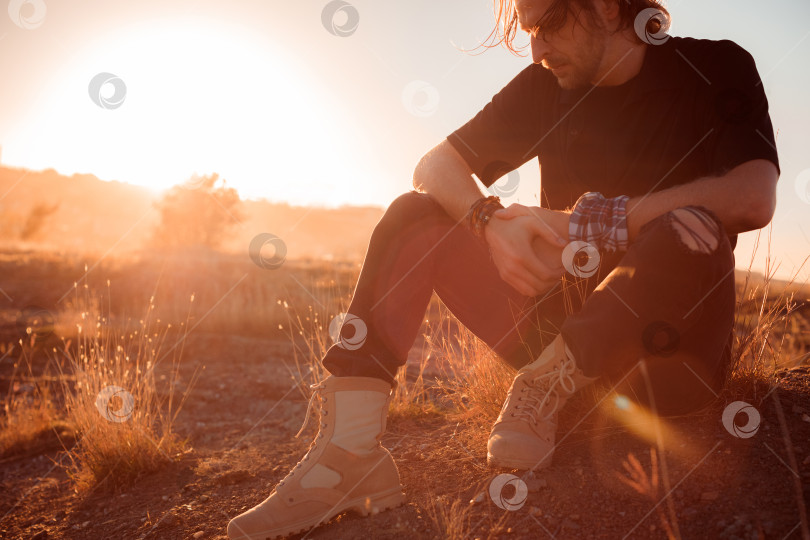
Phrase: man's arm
[
  {"left": 624, "top": 159, "right": 779, "bottom": 240},
  {"left": 413, "top": 139, "right": 568, "bottom": 297},
  {"left": 495, "top": 158, "right": 780, "bottom": 252},
  {"left": 412, "top": 139, "right": 484, "bottom": 223}
]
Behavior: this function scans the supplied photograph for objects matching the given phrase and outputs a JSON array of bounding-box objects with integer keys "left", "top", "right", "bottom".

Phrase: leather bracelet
[{"left": 466, "top": 195, "right": 504, "bottom": 244}]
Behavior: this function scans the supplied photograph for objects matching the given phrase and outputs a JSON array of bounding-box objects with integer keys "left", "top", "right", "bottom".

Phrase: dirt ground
[{"left": 1, "top": 331, "right": 809, "bottom": 540}]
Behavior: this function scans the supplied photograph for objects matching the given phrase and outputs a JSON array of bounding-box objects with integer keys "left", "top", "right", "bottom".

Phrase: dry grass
[
  {"left": 0, "top": 350, "right": 70, "bottom": 460},
  {"left": 431, "top": 306, "right": 514, "bottom": 424},
  {"left": 616, "top": 448, "right": 679, "bottom": 540},
  {"left": 52, "top": 282, "right": 196, "bottom": 491},
  {"left": 278, "top": 278, "right": 443, "bottom": 419},
  {"left": 0, "top": 394, "right": 60, "bottom": 458},
  {"left": 388, "top": 348, "right": 443, "bottom": 419},
  {"left": 424, "top": 494, "right": 476, "bottom": 540},
  {"left": 723, "top": 229, "right": 810, "bottom": 403},
  {"left": 425, "top": 487, "right": 513, "bottom": 540}
]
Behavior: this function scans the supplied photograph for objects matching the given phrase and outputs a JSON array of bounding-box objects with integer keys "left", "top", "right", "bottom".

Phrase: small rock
[
  {"left": 701, "top": 491, "right": 719, "bottom": 501},
  {"left": 192, "top": 532, "right": 204, "bottom": 539},
  {"left": 802, "top": 414, "right": 810, "bottom": 423},
  {"left": 470, "top": 492, "right": 485, "bottom": 505},
  {"left": 162, "top": 495, "right": 169, "bottom": 501},
  {"left": 529, "top": 506, "right": 543, "bottom": 517},
  {"left": 199, "top": 494, "right": 209, "bottom": 502},
  {"left": 81, "top": 521, "right": 90, "bottom": 529}
]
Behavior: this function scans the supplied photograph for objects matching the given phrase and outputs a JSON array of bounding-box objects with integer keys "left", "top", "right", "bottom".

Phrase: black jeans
[{"left": 322, "top": 190, "right": 736, "bottom": 416}]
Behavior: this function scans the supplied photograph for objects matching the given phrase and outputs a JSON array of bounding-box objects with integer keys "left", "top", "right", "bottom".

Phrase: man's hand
[{"left": 483, "top": 203, "right": 570, "bottom": 297}]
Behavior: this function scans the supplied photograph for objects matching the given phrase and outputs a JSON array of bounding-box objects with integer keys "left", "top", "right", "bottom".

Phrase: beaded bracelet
[{"left": 466, "top": 195, "right": 504, "bottom": 244}]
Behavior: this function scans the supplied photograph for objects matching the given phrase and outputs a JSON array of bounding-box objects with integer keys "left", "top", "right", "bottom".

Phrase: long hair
[{"left": 476, "top": 0, "right": 671, "bottom": 56}]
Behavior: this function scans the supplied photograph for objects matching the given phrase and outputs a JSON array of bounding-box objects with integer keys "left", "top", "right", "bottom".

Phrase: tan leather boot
[
  {"left": 487, "top": 334, "right": 600, "bottom": 470},
  {"left": 227, "top": 376, "right": 405, "bottom": 540}
]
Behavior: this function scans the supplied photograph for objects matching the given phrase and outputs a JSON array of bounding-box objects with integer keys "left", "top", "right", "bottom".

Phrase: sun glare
[{"left": 6, "top": 17, "right": 360, "bottom": 204}]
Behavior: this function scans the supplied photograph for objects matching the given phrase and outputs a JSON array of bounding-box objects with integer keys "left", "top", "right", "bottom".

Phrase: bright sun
[{"left": 7, "top": 17, "right": 360, "bottom": 205}]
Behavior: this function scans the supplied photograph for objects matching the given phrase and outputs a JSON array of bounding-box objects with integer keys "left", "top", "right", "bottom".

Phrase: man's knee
[
  {"left": 382, "top": 190, "right": 443, "bottom": 226},
  {"left": 667, "top": 206, "right": 723, "bottom": 254}
]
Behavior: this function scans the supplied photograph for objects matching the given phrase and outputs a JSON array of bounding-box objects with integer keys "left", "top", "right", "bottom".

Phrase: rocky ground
[{"left": 1, "top": 332, "right": 809, "bottom": 540}]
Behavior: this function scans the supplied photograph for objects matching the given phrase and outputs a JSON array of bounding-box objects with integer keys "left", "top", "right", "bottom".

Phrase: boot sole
[
  {"left": 487, "top": 452, "right": 551, "bottom": 471},
  {"left": 239, "top": 488, "right": 405, "bottom": 540}
]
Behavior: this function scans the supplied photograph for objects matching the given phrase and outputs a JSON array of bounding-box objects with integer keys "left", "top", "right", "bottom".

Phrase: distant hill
[{"left": 0, "top": 166, "right": 385, "bottom": 260}]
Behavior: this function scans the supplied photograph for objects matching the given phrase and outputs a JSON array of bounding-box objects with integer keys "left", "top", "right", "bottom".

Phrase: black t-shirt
[{"left": 446, "top": 37, "right": 780, "bottom": 249}]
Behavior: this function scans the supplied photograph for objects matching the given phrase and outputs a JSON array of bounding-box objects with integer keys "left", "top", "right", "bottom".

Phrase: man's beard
[{"left": 552, "top": 35, "right": 605, "bottom": 89}]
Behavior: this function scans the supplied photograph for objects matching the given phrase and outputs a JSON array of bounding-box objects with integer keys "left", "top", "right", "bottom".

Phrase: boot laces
[
  {"left": 295, "top": 380, "right": 328, "bottom": 439},
  {"left": 513, "top": 354, "right": 579, "bottom": 424},
  {"left": 278, "top": 381, "right": 328, "bottom": 488}
]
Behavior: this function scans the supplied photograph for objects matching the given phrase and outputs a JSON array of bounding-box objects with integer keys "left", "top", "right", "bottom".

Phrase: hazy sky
[{"left": 1, "top": 0, "right": 809, "bottom": 280}]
